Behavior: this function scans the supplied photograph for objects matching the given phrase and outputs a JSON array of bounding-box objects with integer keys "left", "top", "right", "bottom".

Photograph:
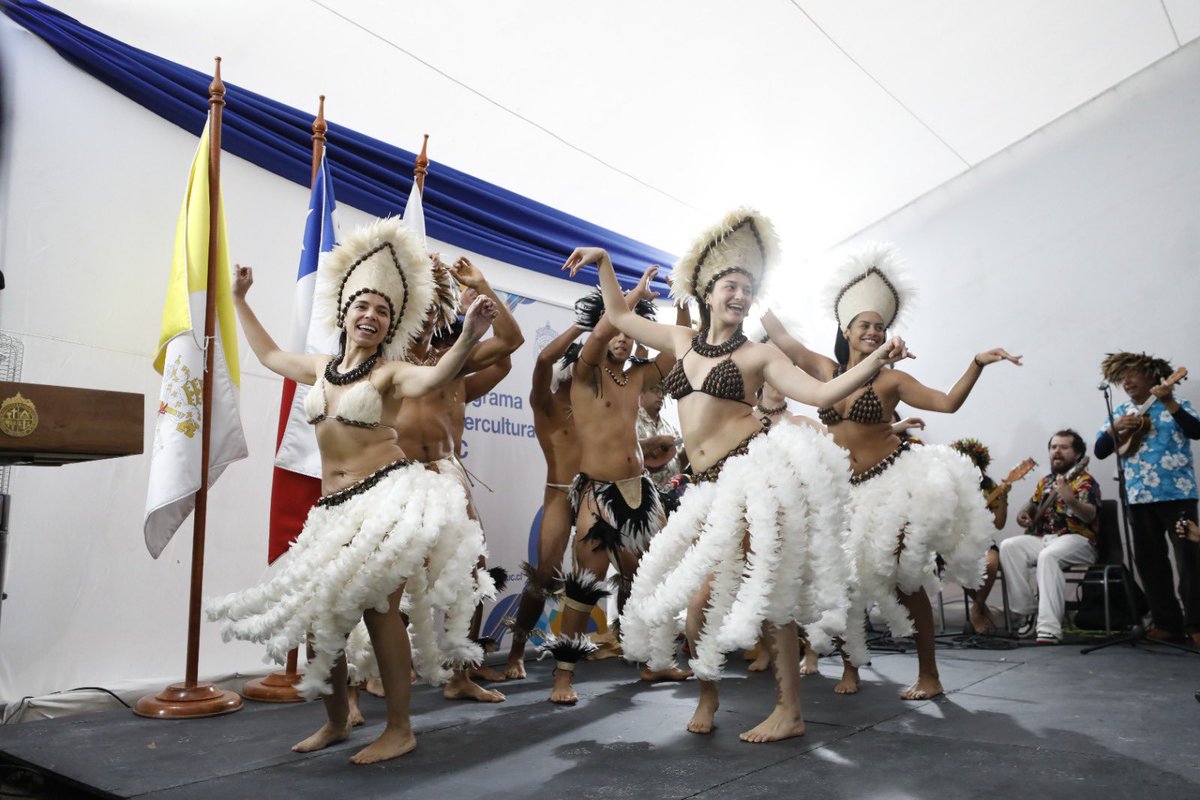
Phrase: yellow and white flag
[{"left": 144, "top": 117, "right": 247, "bottom": 559}]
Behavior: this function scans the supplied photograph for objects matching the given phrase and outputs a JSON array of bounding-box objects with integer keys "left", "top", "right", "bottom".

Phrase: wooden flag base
[
  {"left": 243, "top": 670, "right": 304, "bottom": 703},
  {"left": 133, "top": 682, "right": 243, "bottom": 719}
]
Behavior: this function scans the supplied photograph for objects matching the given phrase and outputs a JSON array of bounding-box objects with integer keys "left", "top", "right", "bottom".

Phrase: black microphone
[{"left": 1097, "top": 382, "right": 1110, "bottom": 391}]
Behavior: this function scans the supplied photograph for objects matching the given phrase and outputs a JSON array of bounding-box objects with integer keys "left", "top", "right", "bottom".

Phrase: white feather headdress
[
  {"left": 670, "top": 208, "right": 781, "bottom": 305},
  {"left": 821, "top": 242, "right": 916, "bottom": 331},
  {"left": 430, "top": 263, "right": 463, "bottom": 335},
  {"left": 313, "top": 217, "right": 435, "bottom": 360}
]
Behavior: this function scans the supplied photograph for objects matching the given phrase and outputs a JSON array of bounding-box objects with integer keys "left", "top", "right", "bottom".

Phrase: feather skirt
[
  {"left": 205, "top": 462, "right": 490, "bottom": 698},
  {"left": 619, "top": 423, "right": 853, "bottom": 681}
]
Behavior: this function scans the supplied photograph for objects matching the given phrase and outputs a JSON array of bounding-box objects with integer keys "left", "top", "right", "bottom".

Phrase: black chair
[{"left": 1063, "top": 499, "right": 1139, "bottom": 635}]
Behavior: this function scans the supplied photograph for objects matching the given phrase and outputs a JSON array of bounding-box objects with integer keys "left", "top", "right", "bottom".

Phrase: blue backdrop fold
[{"left": 4, "top": 0, "right": 674, "bottom": 290}]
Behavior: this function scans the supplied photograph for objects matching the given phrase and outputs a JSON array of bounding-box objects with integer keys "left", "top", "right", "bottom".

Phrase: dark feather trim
[
  {"left": 487, "top": 566, "right": 510, "bottom": 594},
  {"left": 633, "top": 298, "right": 658, "bottom": 321},
  {"left": 556, "top": 342, "right": 583, "bottom": 373},
  {"left": 628, "top": 355, "right": 654, "bottom": 366},
  {"left": 558, "top": 568, "right": 612, "bottom": 606},
  {"left": 1101, "top": 351, "right": 1173, "bottom": 382},
  {"left": 581, "top": 517, "right": 623, "bottom": 554},
  {"left": 502, "top": 616, "right": 546, "bottom": 640},
  {"left": 574, "top": 290, "right": 605, "bottom": 331},
  {"left": 607, "top": 573, "right": 631, "bottom": 594},
  {"left": 474, "top": 636, "right": 499, "bottom": 653},
  {"left": 589, "top": 475, "right": 665, "bottom": 554},
  {"left": 537, "top": 633, "right": 598, "bottom": 664},
  {"left": 658, "top": 486, "right": 681, "bottom": 516}
]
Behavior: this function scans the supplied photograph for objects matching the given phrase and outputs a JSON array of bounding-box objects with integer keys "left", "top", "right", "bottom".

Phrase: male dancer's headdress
[
  {"left": 430, "top": 262, "right": 463, "bottom": 336},
  {"left": 670, "top": 207, "right": 781, "bottom": 305},
  {"left": 313, "top": 216, "right": 434, "bottom": 359},
  {"left": 550, "top": 342, "right": 583, "bottom": 395},
  {"left": 573, "top": 288, "right": 656, "bottom": 332},
  {"left": 1101, "top": 351, "right": 1173, "bottom": 383},
  {"left": 822, "top": 242, "right": 916, "bottom": 331}
]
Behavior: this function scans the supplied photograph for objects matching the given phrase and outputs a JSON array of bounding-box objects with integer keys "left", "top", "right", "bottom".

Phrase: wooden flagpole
[
  {"left": 136, "top": 58, "right": 243, "bottom": 719},
  {"left": 414, "top": 133, "right": 429, "bottom": 194},
  {"left": 242, "top": 96, "right": 328, "bottom": 703}
]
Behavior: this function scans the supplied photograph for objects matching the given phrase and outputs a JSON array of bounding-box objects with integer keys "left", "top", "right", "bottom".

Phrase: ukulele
[
  {"left": 644, "top": 436, "right": 684, "bottom": 469},
  {"left": 1116, "top": 367, "right": 1189, "bottom": 456},
  {"left": 984, "top": 458, "right": 1036, "bottom": 509},
  {"left": 1029, "top": 456, "right": 1091, "bottom": 532}
]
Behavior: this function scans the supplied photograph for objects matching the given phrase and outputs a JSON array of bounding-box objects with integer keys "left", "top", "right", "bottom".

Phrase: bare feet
[
  {"left": 504, "top": 657, "right": 527, "bottom": 680},
  {"left": 349, "top": 726, "right": 416, "bottom": 765},
  {"left": 443, "top": 673, "right": 506, "bottom": 703},
  {"left": 834, "top": 664, "right": 859, "bottom": 695},
  {"left": 471, "top": 664, "right": 508, "bottom": 683},
  {"left": 364, "top": 677, "right": 385, "bottom": 698},
  {"left": 687, "top": 683, "right": 719, "bottom": 734},
  {"left": 739, "top": 705, "right": 806, "bottom": 743},
  {"left": 900, "top": 676, "right": 943, "bottom": 700},
  {"left": 747, "top": 651, "right": 771, "bottom": 672},
  {"left": 969, "top": 603, "right": 997, "bottom": 634},
  {"left": 549, "top": 669, "right": 578, "bottom": 705},
  {"left": 799, "top": 647, "right": 819, "bottom": 676},
  {"left": 292, "top": 720, "right": 352, "bottom": 753},
  {"left": 640, "top": 665, "right": 692, "bottom": 682},
  {"left": 347, "top": 687, "right": 365, "bottom": 728}
]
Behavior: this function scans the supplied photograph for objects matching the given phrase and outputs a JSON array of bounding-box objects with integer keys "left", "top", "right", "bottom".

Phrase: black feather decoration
[
  {"left": 558, "top": 568, "right": 612, "bottom": 606},
  {"left": 573, "top": 289, "right": 605, "bottom": 331},
  {"left": 487, "top": 566, "right": 510, "bottom": 593},
  {"left": 538, "top": 633, "right": 599, "bottom": 664}
]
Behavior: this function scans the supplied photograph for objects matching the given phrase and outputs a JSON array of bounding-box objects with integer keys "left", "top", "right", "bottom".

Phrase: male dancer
[
  {"left": 543, "top": 266, "right": 690, "bottom": 704},
  {"left": 391, "top": 255, "right": 524, "bottom": 701}
]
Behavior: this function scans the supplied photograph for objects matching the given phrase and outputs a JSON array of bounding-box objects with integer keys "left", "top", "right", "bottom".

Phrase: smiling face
[
  {"left": 343, "top": 292, "right": 392, "bottom": 349},
  {"left": 844, "top": 311, "right": 886, "bottom": 356},
  {"left": 705, "top": 270, "right": 755, "bottom": 328}
]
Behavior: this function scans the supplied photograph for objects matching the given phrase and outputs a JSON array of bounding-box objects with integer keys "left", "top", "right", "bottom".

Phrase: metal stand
[
  {"left": 1082, "top": 384, "right": 1197, "bottom": 656},
  {"left": 0, "top": 493, "right": 9, "bottom": 632}
]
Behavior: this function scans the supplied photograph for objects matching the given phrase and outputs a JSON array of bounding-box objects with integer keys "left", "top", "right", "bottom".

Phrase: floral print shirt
[
  {"left": 1098, "top": 398, "right": 1198, "bottom": 504},
  {"left": 1028, "top": 471, "right": 1100, "bottom": 540}
]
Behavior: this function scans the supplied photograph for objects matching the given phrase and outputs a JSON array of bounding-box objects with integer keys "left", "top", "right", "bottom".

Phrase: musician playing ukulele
[
  {"left": 1095, "top": 352, "right": 1200, "bottom": 645},
  {"left": 999, "top": 431, "right": 1099, "bottom": 644}
]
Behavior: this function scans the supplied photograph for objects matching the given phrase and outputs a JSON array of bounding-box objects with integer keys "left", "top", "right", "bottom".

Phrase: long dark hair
[{"left": 834, "top": 327, "right": 851, "bottom": 365}]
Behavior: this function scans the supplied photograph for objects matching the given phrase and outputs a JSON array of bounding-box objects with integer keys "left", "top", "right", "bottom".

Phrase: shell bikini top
[
  {"left": 304, "top": 374, "right": 383, "bottom": 428},
  {"left": 660, "top": 346, "right": 753, "bottom": 408},
  {"left": 817, "top": 368, "right": 884, "bottom": 426}
]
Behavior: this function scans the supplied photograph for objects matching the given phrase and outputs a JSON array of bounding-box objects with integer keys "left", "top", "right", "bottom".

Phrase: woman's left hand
[
  {"left": 563, "top": 247, "right": 610, "bottom": 279},
  {"left": 976, "top": 348, "right": 1023, "bottom": 366}
]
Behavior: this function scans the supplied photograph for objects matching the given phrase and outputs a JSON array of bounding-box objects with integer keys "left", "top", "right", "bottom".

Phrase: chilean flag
[{"left": 267, "top": 156, "right": 339, "bottom": 563}]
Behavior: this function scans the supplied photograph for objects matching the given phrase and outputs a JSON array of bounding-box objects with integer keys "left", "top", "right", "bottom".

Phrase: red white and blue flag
[{"left": 267, "top": 156, "right": 339, "bottom": 563}]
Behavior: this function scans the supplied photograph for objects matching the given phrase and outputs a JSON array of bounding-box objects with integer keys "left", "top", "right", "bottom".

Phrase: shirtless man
[
  {"left": 502, "top": 322, "right": 585, "bottom": 679},
  {"left": 392, "top": 255, "right": 524, "bottom": 702},
  {"left": 543, "top": 266, "right": 691, "bottom": 704}
]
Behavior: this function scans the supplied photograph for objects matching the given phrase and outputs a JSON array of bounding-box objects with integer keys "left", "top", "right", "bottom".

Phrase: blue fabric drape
[{"left": 4, "top": 0, "right": 674, "bottom": 290}]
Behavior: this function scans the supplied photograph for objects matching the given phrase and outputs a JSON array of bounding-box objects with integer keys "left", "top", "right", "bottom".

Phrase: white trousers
[{"left": 998, "top": 533, "right": 1097, "bottom": 638}]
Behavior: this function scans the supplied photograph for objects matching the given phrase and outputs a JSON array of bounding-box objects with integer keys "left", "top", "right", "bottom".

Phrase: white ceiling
[{"left": 41, "top": 0, "right": 1199, "bottom": 261}]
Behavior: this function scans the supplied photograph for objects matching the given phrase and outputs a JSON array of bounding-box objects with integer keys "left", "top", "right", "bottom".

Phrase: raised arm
[
  {"left": 891, "top": 349, "right": 1022, "bottom": 413},
  {"left": 762, "top": 309, "right": 836, "bottom": 379},
  {"left": 450, "top": 257, "right": 525, "bottom": 373},
  {"left": 579, "top": 263, "right": 661, "bottom": 371},
  {"left": 531, "top": 323, "right": 582, "bottom": 411},
  {"left": 466, "top": 356, "right": 512, "bottom": 403},
  {"left": 232, "top": 265, "right": 323, "bottom": 384},
  {"left": 393, "top": 295, "right": 499, "bottom": 397},
  {"left": 563, "top": 248, "right": 689, "bottom": 356},
  {"left": 762, "top": 338, "right": 909, "bottom": 408}
]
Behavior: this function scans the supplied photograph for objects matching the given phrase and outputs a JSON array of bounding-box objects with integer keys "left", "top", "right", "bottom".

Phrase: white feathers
[
  {"left": 205, "top": 463, "right": 490, "bottom": 698},
  {"left": 619, "top": 423, "right": 853, "bottom": 681},
  {"left": 671, "top": 208, "right": 782, "bottom": 306},
  {"left": 312, "top": 216, "right": 436, "bottom": 361},
  {"left": 820, "top": 241, "right": 917, "bottom": 332}
]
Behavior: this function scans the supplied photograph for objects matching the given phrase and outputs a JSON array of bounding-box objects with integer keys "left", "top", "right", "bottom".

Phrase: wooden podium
[{"left": 0, "top": 381, "right": 144, "bottom": 633}]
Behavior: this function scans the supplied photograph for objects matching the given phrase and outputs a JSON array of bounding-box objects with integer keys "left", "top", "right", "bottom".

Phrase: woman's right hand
[
  {"left": 233, "top": 264, "right": 253, "bottom": 298},
  {"left": 562, "top": 247, "right": 611, "bottom": 279},
  {"left": 873, "top": 336, "right": 913, "bottom": 366}
]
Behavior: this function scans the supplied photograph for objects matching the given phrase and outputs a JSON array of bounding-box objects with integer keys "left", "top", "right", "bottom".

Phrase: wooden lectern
[{"left": 0, "top": 381, "right": 144, "bottom": 631}]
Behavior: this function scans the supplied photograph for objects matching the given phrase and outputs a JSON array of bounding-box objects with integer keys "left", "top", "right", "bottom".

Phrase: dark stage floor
[{"left": 2, "top": 639, "right": 1198, "bottom": 799}]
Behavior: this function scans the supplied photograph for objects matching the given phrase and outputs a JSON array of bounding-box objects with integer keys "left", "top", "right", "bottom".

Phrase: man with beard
[
  {"left": 999, "top": 430, "right": 1099, "bottom": 644},
  {"left": 541, "top": 266, "right": 690, "bottom": 704},
  {"left": 1095, "top": 352, "right": 1199, "bottom": 644},
  {"left": 392, "top": 255, "right": 524, "bottom": 701}
]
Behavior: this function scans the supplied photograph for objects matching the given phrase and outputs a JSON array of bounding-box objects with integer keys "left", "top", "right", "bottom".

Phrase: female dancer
[
  {"left": 208, "top": 218, "right": 498, "bottom": 764},
  {"left": 564, "top": 209, "right": 908, "bottom": 742},
  {"left": 761, "top": 242, "right": 1019, "bottom": 699}
]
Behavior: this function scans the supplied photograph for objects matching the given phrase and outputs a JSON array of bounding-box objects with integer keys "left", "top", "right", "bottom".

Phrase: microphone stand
[{"left": 1082, "top": 383, "right": 1196, "bottom": 655}]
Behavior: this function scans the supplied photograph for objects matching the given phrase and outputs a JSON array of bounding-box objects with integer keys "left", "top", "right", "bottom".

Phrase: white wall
[
  {"left": 0, "top": 22, "right": 585, "bottom": 706},
  {"left": 819, "top": 40, "right": 1200, "bottom": 545}
]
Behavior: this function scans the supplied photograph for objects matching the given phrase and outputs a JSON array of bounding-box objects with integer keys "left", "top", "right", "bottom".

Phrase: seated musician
[
  {"left": 1095, "top": 352, "right": 1200, "bottom": 645},
  {"left": 999, "top": 430, "right": 1099, "bottom": 644}
]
